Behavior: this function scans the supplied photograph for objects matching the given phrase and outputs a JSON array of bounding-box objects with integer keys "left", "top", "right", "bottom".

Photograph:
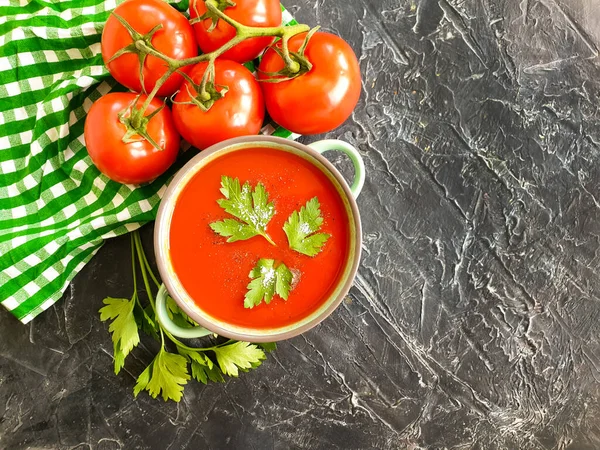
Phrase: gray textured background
[{"left": 3, "top": 0, "right": 600, "bottom": 448}]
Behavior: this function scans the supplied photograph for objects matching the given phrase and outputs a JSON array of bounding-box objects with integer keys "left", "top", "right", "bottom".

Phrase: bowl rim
[{"left": 154, "top": 135, "right": 362, "bottom": 342}]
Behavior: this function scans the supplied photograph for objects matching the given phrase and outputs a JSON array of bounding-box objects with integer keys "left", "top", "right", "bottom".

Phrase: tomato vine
[{"left": 112, "top": 0, "right": 313, "bottom": 147}]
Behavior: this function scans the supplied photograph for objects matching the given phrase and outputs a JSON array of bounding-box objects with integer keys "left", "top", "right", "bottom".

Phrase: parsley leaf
[
  {"left": 244, "top": 259, "right": 294, "bottom": 308},
  {"left": 213, "top": 342, "right": 266, "bottom": 377},
  {"left": 133, "top": 349, "right": 190, "bottom": 402},
  {"left": 187, "top": 352, "right": 225, "bottom": 384},
  {"left": 177, "top": 347, "right": 214, "bottom": 384},
  {"left": 210, "top": 176, "right": 276, "bottom": 245},
  {"left": 166, "top": 295, "right": 199, "bottom": 327},
  {"left": 259, "top": 342, "right": 278, "bottom": 352},
  {"left": 199, "top": 361, "right": 226, "bottom": 383},
  {"left": 283, "top": 197, "right": 331, "bottom": 257},
  {"left": 190, "top": 360, "right": 210, "bottom": 384},
  {"left": 113, "top": 341, "right": 126, "bottom": 375},
  {"left": 102, "top": 230, "right": 277, "bottom": 403},
  {"left": 99, "top": 297, "right": 140, "bottom": 374},
  {"left": 135, "top": 303, "right": 159, "bottom": 341}
]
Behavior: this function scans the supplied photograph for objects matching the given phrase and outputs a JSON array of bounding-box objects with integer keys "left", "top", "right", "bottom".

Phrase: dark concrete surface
[{"left": 3, "top": 0, "right": 600, "bottom": 448}]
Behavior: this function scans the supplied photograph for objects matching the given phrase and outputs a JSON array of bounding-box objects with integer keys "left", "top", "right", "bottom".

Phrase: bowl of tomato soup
[{"left": 154, "top": 136, "right": 365, "bottom": 342}]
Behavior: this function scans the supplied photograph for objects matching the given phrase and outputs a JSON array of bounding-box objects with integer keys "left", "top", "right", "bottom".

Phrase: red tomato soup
[{"left": 169, "top": 147, "right": 350, "bottom": 329}]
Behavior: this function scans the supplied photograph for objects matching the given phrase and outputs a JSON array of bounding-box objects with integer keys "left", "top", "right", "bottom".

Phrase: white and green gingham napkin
[{"left": 0, "top": 0, "right": 299, "bottom": 323}]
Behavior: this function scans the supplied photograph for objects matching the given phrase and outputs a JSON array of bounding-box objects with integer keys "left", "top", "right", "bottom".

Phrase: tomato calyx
[
  {"left": 108, "top": 12, "right": 165, "bottom": 94},
  {"left": 173, "top": 64, "right": 229, "bottom": 112},
  {"left": 190, "top": 0, "right": 236, "bottom": 31},
  {"left": 259, "top": 27, "right": 319, "bottom": 83},
  {"left": 117, "top": 96, "right": 166, "bottom": 151}
]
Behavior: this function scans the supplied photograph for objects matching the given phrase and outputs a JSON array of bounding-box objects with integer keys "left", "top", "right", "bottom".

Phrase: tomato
[
  {"left": 190, "top": 0, "right": 282, "bottom": 63},
  {"left": 102, "top": 0, "right": 198, "bottom": 97},
  {"left": 172, "top": 60, "right": 265, "bottom": 150},
  {"left": 84, "top": 93, "right": 180, "bottom": 185},
  {"left": 258, "top": 32, "right": 361, "bottom": 135}
]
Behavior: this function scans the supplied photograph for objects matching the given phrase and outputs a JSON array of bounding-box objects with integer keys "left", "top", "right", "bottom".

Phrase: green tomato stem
[
  {"left": 198, "top": 60, "right": 215, "bottom": 101},
  {"left": 204, "top": 0, "right": 239, "bottom": 30},
  {"left": 203, "top": 0, "right": 308, "bottom": 41},
  {"left": 130, "top": 69, "right": 173, "bottom": 130},
  {"left": 280, "top": 34, "right": 300, "bottom": 74},
  {"left": 121, "top": 3, "right": 311, "bottom": 134},
  {"left": 134, "top": 24, "right": 310, "bottom": 71}
]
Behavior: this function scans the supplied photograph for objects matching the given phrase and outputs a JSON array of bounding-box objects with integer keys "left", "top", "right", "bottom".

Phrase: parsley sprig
[
  {"left": 284, "top": 197, "right": 331, "bottom": 256},
  {"left": 245, "top": 259, "right": 293, "bottom": 308},
  {"left": 208, "top": 179, "right": 332, "bottom": 308},
  {"left": 210, "top": 176, "right": 276, "bottom": 245},
  {"left": 99, "top": 230, "right": 274, "bottom": 402}
]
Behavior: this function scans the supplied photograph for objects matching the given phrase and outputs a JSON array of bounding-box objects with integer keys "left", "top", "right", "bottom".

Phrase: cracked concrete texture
[{"left": 2, "top": 0, "right": 600, "bottom": 448}]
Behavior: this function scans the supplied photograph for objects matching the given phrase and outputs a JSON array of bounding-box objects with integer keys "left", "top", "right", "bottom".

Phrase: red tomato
[
  {"left": 84, "top": 93, "right": 180, "bottom": 184},
  {"left": 258, "top": 32, "right": 361, "bottom": 135},
  {"left": 102, "top": 0, "right": 198, "bottom": 97},
  {"left": 190, "top": 0, "right": 282, "bottom": 63},
  {"left": 172, "top": 60, "right": 265, "bottom": 150}
]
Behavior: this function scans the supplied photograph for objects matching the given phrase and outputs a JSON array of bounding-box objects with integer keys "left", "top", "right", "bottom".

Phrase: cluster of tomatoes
[{"left": 83, "top": 0, "right": 361, "bottom": 185}]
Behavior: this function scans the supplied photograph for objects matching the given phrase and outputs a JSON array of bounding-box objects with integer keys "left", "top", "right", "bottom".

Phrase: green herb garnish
[
  {"left": 244, "top": 259, "right": 294, "bottom": 308},
  {"left": 100, "top": 230, "right": 275, "bottom": 403},
  {"left": 210, "top": 176, "right": 276, "bottom": 245},
  {"left": 99, "top": 297, "right": 140, "bottom": 374},
  {"left": 213, "top": 341, "right": 267, "bottom": 377},
  {"left": 283, "top": 197, "right": 331, "bottom": 256},
  {"left": 133, "top": 348, "right": 190, "bottom": 402}
]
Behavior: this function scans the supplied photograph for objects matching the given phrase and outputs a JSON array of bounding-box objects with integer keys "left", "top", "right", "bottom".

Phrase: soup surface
[{"left": 169, "top": 146, "right": 350, "bottom": 329}]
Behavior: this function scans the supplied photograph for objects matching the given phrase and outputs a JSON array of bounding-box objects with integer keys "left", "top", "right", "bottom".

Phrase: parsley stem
[
  {"left": 131, "top": 229, "right": 229, "bottom": 353},
  {"left": 167, "top": 334, "right": 217, "bottom": 352},
  {"left": 133, "top": 234, "right": 155, "bottom": 310},
  {"left": 131, "top": 233, "right": 155, "bottom": 327},
  {"left": 131, "top": 234, "right": 139, "bottom": 296},
  {"left": 262, "top": 232, "right": 277, "bottom": 246},
  {"left": 132, "top": 230, "right": 161, "bottom": 289},
  {"left": 131, "top": 233, "right": 158, "bottom": 333},
  {"left": 133, "top": 230, "right": 165, "bottom": 346},
  {"left": 134, "top": 291, "right": 155, "bottom": 330},
  {"left": 167, "top": 333, "right": 236, "bottom": 352}
]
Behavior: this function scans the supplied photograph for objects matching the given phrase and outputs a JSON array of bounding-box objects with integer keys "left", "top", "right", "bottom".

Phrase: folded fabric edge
[{"left": 2, "top": 1, "right": 302, "bottom": 324}]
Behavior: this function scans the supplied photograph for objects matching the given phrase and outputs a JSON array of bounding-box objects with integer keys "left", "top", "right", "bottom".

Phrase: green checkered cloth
[{"left": 0, "top": 0, "right": 299, "bottom": 323}]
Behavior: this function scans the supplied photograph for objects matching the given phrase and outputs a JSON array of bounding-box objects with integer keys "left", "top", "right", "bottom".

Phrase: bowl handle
[
  {"left": 308, "top": 140, "right": 365, "bottom": 199},
  {"left": 156, "top": 284, "right": 213, "bottom": 339}
]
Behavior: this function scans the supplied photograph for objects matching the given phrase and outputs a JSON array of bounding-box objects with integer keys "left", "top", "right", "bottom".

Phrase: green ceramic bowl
[{"left": 154, "top": 136, "right": 365, "bottom": 342}]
